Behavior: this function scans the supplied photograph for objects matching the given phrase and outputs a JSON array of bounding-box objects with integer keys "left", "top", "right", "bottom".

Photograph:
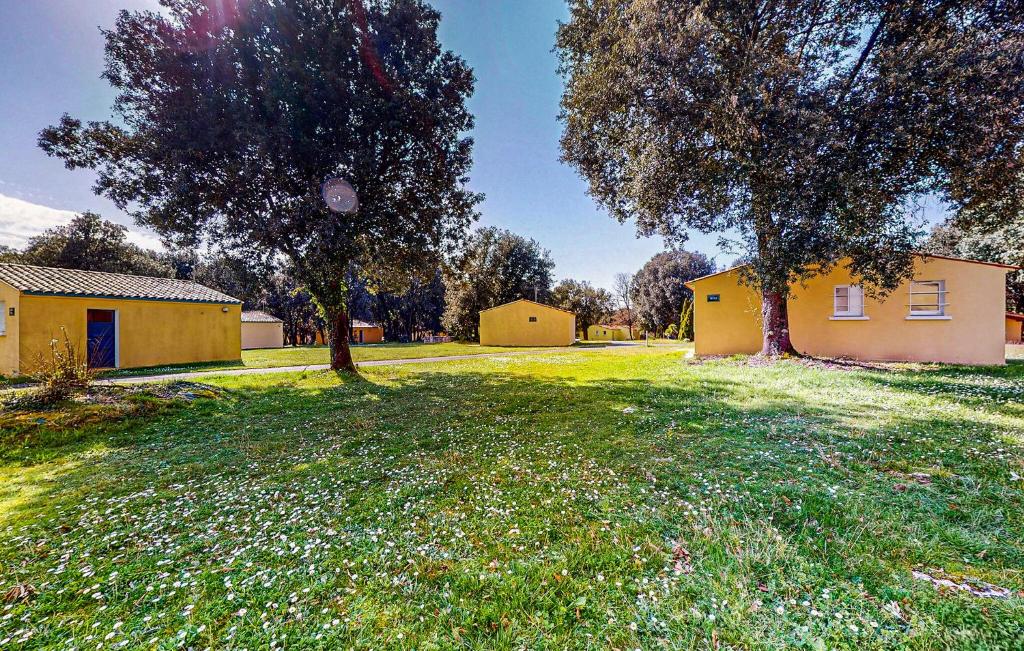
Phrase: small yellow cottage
[
  {"left": 351, "top": 320, "right": 384, "bottom": 344},
  {"left": 586, "top": 324, "right": 635, "bottom": 341},
  {"left": 241, "top": 310, "right": 284, "bottom": 349},
  {"left": 0, "top": 263, "right": 241, "bottom": 375},
  {"left": 685, "top": 255, "right": 1018, "bottom": 365},
  {"left": 479, "top": 299, "right": 576, "bottom": 347}
]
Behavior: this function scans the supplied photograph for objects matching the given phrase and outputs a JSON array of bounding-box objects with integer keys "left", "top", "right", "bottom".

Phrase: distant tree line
[{"left": 3, "top": 211, "right": 723, "bottom": 343}]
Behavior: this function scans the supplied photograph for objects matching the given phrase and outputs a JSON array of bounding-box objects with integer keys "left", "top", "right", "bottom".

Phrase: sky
[{"left": 0, "top": 1, "right": 944, "bottom": 289}]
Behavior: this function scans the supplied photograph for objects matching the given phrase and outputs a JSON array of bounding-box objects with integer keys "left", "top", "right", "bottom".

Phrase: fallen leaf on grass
[{"left": 4, "top": 584, "right": 36, "bottom": 604}]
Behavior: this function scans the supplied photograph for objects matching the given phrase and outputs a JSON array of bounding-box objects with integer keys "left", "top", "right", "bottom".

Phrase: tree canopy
[
  {"left": 558, "top": 0, "right": 1024, "bottom": 354},
  {"left": 927, "top": 220, "right": 1024, "bottom": 313},
  {"left": 6, "top": 211, "right": 172, "bottom": 277},
  {"left": 442, "top": 227, "right": 555, "bottom": 340},
  {"left": 630, "top": 251, "right": 714, "bottom": 334},
  {"left": 550, "top": 279, "right": 614, "bottom": 339},
  {"left": 39, "top": 0, "right": 479, "bottom": 370}
]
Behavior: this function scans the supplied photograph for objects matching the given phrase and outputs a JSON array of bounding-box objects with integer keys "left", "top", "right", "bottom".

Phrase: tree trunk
[
  {"left": 328, "top": 306, "right": 357, "bottom": 372},
  {"left": 760, "top": 289, "right": 797, "bottom": 356},
  {"left": 581, "top": 323, "right": 589, "bottom": 340}
]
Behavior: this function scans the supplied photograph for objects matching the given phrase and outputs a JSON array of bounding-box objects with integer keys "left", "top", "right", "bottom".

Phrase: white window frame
[
  {"left": 907, "top": 280, "right": 951, "bottom": 320},
  {"left": 0, "top": 301, "right": 5, "bottom": 335},
  {"left": 830, "top": 284, "right": 868, "bottom": 320}
]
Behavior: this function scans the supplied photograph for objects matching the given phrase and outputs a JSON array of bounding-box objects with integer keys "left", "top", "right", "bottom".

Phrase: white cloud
[{"left": 0, "top": 193, "right": 164, "bottom": 251}]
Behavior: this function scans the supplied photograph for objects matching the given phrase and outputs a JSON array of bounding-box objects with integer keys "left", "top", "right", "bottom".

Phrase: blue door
[{"left": 87, "top": 309, "right": 116, "bottom": 368}]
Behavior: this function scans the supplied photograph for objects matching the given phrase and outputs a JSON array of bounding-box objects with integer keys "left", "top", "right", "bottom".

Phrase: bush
[
  {"left": 28, "top": 327, "right": 94, "bottom": 405},
  {"left": 679, "top": 298, "right": 694, "bottom": 341},
  {"left": 664, "top": 324, "right": 678, "bottom": 339}
]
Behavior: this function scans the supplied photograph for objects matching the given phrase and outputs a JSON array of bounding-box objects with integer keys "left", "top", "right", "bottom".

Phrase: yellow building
[
  {"left": 241, "top": 311, "right": 284, "bottom": 349},
  {"left": 351, "top": 320, "right": 384, "bottom": 344},
  {"left": 1008, "top": 313, "right": 1024, "bottom": 344},
  {"left": 685, "top": 255, "right": 1018, "bottom": 365},
  {"left": 315, "top": 319, "right": 384, "bottom": 345},
  {"left": 586, "top": 324, "right": 634, "bottom": 341},
  {"left": 479, "top": 299, "right": 576, "bottom": 347},
  {"left": 0, "top": 263, "right": 241, "bottom": 375}
]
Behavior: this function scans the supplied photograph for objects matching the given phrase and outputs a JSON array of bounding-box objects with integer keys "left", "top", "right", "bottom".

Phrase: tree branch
[{"left": 838, "top": 7, "right": 891, "bottom": 105}]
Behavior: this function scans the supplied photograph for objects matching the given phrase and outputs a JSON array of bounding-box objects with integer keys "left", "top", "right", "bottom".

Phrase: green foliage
[
  {"left": 550, "top": 278, "right": 614, "bottom": 338},
  {"left": 348, "top": 269, "right": 446, "bottom": 342},
  {"left": 442, "top": 227, "right": 555, "bottom": 340},
  {"left": 926, "top": 220, "right": 1024, "bottom": 312},
  {"left": 9, "top": 212, "right": 171, "bottom": 277},
  {"left": 663, "top": 323, "right": 678, "bottom": 339},
  {"left": 630, "top": 250, "right": 713, "bottom": 333},
  {"left": 679, "top": 297, "right": 694, "bottom": 341},
  {"left": 39, "top": 0, "right": 479, "bottom": 369},
  {"left": 558, "top": 0, "right": 1024, "bottom": 352}
]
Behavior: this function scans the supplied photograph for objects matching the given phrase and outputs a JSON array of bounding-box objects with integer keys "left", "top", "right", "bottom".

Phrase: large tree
[
  {"left": 39, "top": 0, "right": 479, "bottom": 371},
  {"left": 630, "top": 251, "right": 714, "bottom": 334},
  {"left": 550, "top": 278, "right": 614, "bottom": 339},
  {"left": 13, "top": 211, "right": 172, "bottom": 277},
  {"left": 442, "top": 227, "right": 555, "bottom": 340},
  {"left": 558, "top": 1, "right": 1024, "bottom": 354}
]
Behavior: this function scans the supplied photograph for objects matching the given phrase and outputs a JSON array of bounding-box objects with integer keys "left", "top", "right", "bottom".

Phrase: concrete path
[{"left": 97, "top": 345, "right": 612, "bottom": 385}]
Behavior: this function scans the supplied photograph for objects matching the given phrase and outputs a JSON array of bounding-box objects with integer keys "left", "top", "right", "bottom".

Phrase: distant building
[
  {"left": 241, "top": 310, "right": 284, "bottom": 350},
  {"left": 0, "top": 263, "right": 240, "bottom": 374},
  {"left": 316, "top": 319, "right": 384, "bottom": 345},
  {"left": 586, "top": 324, "right": 635, "bottom": 341},
  {"left": 479, "top": 299, "right": 576, "bottom": 347},
  {"left": 1008, "top": 312, "right": 1024, "bottom": 344},
  {"left": 351, "top": 320, "right": 383, "bottom": 344}
]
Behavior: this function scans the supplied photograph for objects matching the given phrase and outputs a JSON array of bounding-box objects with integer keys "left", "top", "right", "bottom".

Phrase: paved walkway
[{"left": 97, "top": 345, "right": 615, "bottom": 385}]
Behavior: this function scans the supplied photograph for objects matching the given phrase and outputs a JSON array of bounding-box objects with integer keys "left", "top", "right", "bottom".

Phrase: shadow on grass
[{"left": 2, "top": 357, "right": 1023, "bottom": 647}]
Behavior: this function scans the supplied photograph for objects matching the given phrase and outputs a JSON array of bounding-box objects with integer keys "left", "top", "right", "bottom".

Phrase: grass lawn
[
  {"left": 1, "top": 347, "right": 1022, "bottom": 648},
  {"left": 94, "top": 342, "right": 596, "bottom": 379}
]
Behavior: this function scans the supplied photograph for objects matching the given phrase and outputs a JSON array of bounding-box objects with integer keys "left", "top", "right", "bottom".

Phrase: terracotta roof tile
[{"left": 0, "top": 263, "right": 240, "bottom": 304}]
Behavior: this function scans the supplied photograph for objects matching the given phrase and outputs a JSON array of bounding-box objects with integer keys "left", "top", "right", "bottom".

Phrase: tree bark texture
[
  {"left": 328, "top": 306, "right": 357, "bottom": 372},
  {"left": 760, "top": 289, "right": 797, "bottom": 356}
]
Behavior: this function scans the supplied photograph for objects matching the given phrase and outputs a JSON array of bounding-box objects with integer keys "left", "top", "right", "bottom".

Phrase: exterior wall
[
  {"left": 479, "top": 300, "right": 576, "bottom": 347},
  {"left": 352, "top": 326, "right": 383, "bottom": 344},
  {"left": 0, "top": 282, "right": 21, "bottom": 376},
  {"left": 1008, "top": 318, "right": 1023, "bottom": 344},
  {"left": 587, "top": 325, "right": 630, "bottom": 341},
  {"left": 241, "top": 321, "right": 284, "bottom": 349},
  {"left": 691, "top": 270, "right": 763, "bottom": 356},
  {"left": 16, "top": 294, "right": 241, "bottom": 372},
  {"left": 692, "top": 257, "right": 1008, "bottom": 365}
]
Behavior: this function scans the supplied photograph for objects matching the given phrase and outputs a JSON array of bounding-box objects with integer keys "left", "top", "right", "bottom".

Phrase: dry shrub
[{"left": 28, "top": 327, "right": 95, "bottom": 405}]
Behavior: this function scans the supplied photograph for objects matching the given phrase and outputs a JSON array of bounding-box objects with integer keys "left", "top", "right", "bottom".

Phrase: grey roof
[
  {"left": 242, "top": 310, "right": 283, "bottom": 323},
  {"left": 351, "top": 319, "right": 379, "bottom": 328},
  {"left": 0, "top": 263, "right": 241, "bottom": 304}
]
